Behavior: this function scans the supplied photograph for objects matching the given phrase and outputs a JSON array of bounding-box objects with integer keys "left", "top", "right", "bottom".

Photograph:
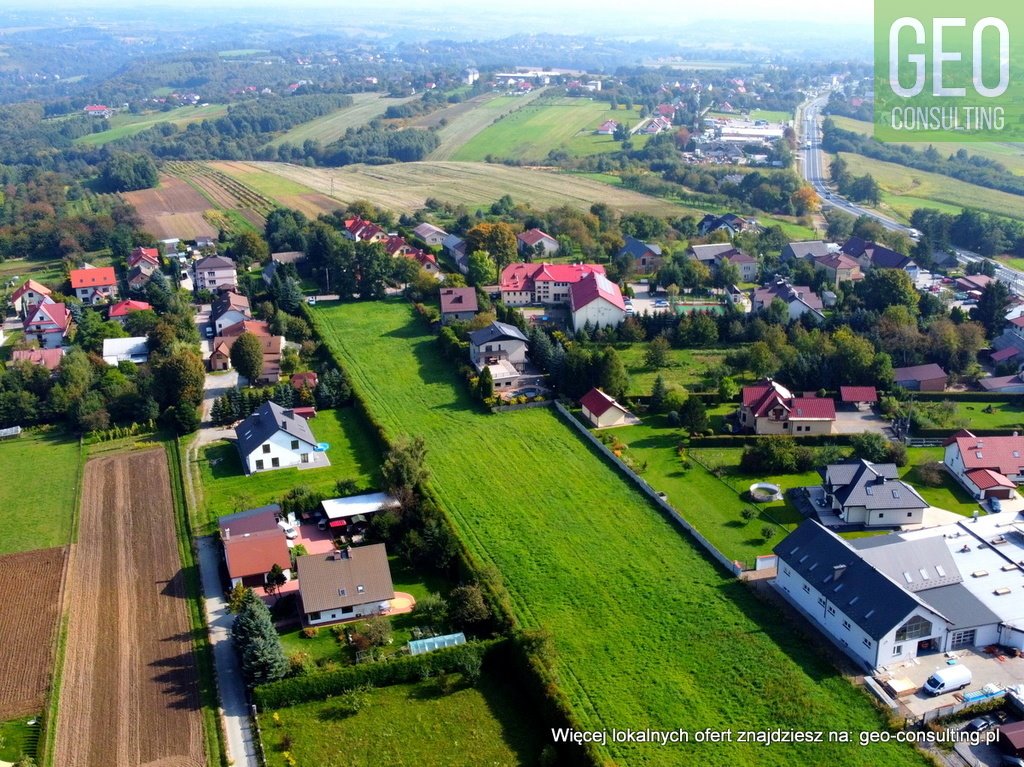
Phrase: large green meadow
[
  {"left": 73, "top": 103, "right": 227, "bottom": 147},
  {"left": 0, "top": 428, "right": 82, "bottom": 554},
  {"left": 452, "top": 98, "right": 650, "bottom": 162},
  {"left": 309, "top": 299, "right": 929, "bottom": 767}
]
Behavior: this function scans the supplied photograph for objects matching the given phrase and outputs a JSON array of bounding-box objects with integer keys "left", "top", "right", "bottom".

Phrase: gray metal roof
[
  {"left": 824, "top": 459, "right": 899, "bottom": 486},
  {"left": 235, "top": 401, "right": 317, "bottom": 460},
  {"left": 918, "top": 583, "right": 1002, "bottom": 630},
  {"left": 857, "top": 536, "right": 963, "bottom": 592},
  {"left": 783, "top": 241, "right": 831, "bottom": 260},
  {"left": 296, "top": 544, "right": 394, "bottom": 614},
  {"left": 620, "top": 235, "right": 662, "bottom": 259},
  {"left": 775, "top": 520, "right": 946, "bottom": 640},
  {"left": 468, "top": 321, "right": 528, "bottom": 346},
  {"left": 827, "top": 460, "right": 927, "bottom": 511}
]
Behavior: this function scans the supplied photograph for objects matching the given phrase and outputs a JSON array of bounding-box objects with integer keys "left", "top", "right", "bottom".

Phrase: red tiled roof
[
  {"left": 1010, "top": 316, "right": 1024, "bottom": 329},
  {"left": 788, "top": 398, "right": 836, "bottom": 420},
  {"left": 952, "top": 433, "right": 1024, "bottom": 474},
  {"left": 129, "top": 247, "right": 160, "bottom": 267},
  {"left": 108, "top": 299, "right": 152, "bottom": 317},
  {"left": 220, "top": 320, "right": 270, "bottom": 337},
  {"left": 839, "top": 386, "right": 878, "bottom": 403},
  {"left": 741, "top": 379, "right": 793, "bottom": 408},
  {"left": 11, "top": 348, "right": 64, "bottom": 370},
  {"left": 222, "top": 530, "right": 290, "bottom": 580},
  {"left": 28, "top": 301, "right": 71, "bottom": 331},
  {"left": 291, "top": 371, "right": 318, "bottom": 389},
  {"left": 965, "top": 468, "right": 1016, "bottom": 490},
  {"left": 500, "top": 262, "right": 605, "bottom": 293},
  {"left": 11, "top": 279, "right": 51, "bottom": 302},
  {"left": 517, "top": 228, "right": 555, "bottom": 247},
  {"left": 569, "top": 272, "right": 625, "bottom": 312},
  {"left": 439, "top": 287, "right": 479, "bottom": 314},
  {"left": 816, "top": 253, "right": 860, "bottom": 271},
  {"left": 580, "top": 387, "right": 626, "bottom": 418},
  {"left": 991, "top": 347, "right": 1019, "bottom": 362},
  {"left": 70, "top": 267, "right": 116, "bottom": 289}
]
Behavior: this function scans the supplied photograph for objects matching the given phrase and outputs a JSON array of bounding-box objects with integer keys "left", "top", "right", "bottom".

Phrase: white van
[{"left": 923, "top": 665, "right": 972, "bottom": 695}]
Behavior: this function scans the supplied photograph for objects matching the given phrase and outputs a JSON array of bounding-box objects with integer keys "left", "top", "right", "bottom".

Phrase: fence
[
  {"left": 492, "top": 399, "right": 551, "bottom": 413},
  {"left": 553, "top": 400, "right": 743, "bottom": 576}
]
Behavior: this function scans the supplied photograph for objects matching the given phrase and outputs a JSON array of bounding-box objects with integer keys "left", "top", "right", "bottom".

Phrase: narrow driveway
[{"left": 197, "top": 535, "right": 258, "bottom": 767}]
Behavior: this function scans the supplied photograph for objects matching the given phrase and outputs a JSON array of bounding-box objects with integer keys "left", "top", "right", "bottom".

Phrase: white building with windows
[
  {"left": 235, "top": 400, "right": 327, "bottom": 474},
  {"left": 774, "top": 518, "right": 1024, "bottom": 672},
  {"left": 296, "top": 544, "right": 395, "bottom": 626}
]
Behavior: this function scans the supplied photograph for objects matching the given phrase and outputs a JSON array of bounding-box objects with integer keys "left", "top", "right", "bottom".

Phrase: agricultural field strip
[
  {"left": 244, "top": 160, "right": 700, "bottom": 217},
  {"left": 165, "top": 161, "right": 277, "bottom": 218},
  {"left": 0, "top": 547, "right": 66, "bottom": 720},
  {"left": 428, "top": 89, "right": 548, "bottom": 161},
  {"left": 53, "top": 449, "right": 204, "bottom": 767},
  {"left": 310, "top": 301, "right": 929, "bottom": 767},
  {"left": 267, "top": 93, "right": 419, "bottom": 148}
]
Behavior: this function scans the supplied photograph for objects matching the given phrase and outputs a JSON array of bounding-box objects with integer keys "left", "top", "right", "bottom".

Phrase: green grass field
[
  {"left": 839, "top": 151, "right": 1024, "bottom": 222},
  {"left": 74, "top": 104, "right": 228, "bottom": 147},
  {"left": 613, "top": 342, "right": 729, "bottom": 396},
  {"left": 263, "top": 674, "right": 544, "bottom": 767},
  {"left": 0, "top": 716, "right": 38, "bottom": 763},
  {"left": 829, "top": 116, "right": 1024, "bottom": 176},
  {"left": 709, "top": 109, "right": 793, "bottom": 123},
  {"left": 196, "top": 407, "right": 379, "bottom": 532},
  {"left": 428, "top": 91, "right": 547, "bottom": 161},
  {"left": 452, "top": 98, "right": 649, "bottom": 161},
  {"left": 268, "top": 93, "right": 418, "bottom": 148},
  {"left": 309, "top": 299, "right": 930, "bottom": 767},
  {"left": 0, "top": 428, "right": 82, "bottom": 554},
  {"left": 0, "top": 258, "right": 66, "bottom": 289}
]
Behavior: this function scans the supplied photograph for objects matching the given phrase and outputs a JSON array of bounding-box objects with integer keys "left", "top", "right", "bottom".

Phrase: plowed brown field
[
  {"left": 53, "top": 449, "right": 204, "bottom": 767},
  {"left": 0, "top": 547, "right": 65, "bottom": 719},
  {"left": 122, "top": 176, "right": 217, "bottom": 240}
]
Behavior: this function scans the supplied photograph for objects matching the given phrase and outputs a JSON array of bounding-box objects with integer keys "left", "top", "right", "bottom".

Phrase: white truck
[{"left": 923, "top": 664, "right": 972, "bottom": 696}]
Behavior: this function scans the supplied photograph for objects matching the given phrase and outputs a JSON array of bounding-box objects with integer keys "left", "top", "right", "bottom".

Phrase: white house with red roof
[
  {"left": 738, "top": 379, "right": 836, "bottom": 435},
  {"left": 128, "top": 246, "right": 160, "bottom": 269},
  {"left": 752, "top": 279, "right": 823, "bottom": 321},
  {"left": 83, "top": 105, "right": 112, "bottom": 118},
  {"left": 108, "top": 299, "right": 153, "bottom": 324},
  {"left": 24, "top": 299, "right": 72, "bottom": 348},
  {"left": 580, "top": 387, "right": 635, "bottom": 428},
  {"left": 499, "top": 262, "right": 606, "bottom": 306},
  {"left": 569, "top": 272, "right": 626, "bottom": 330},
  {"left": 596, "top": 120, "right": 619, "bottom": 135},
  {"left": 341, "top": 218, "right": 387, "bottom": 243},
  {"left": 943, "top": 430, "right": 1023, "bottom": 501},
  {"left": 70, "top": 266, "right": 118, "bottom": 305},
  {"left": 10, "top": 279, "right": 52, "bottom": 318},
  {"left": 516, "top": 228, "right": 559, "bottom": 257}
]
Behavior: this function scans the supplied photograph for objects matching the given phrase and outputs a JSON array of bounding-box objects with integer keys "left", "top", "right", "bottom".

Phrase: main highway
[{"left": 796, "top": 94, "right": 1024, "bottom": 296}]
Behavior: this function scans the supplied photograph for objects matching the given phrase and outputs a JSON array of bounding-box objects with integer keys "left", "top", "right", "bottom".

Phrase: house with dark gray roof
[
  {"left": 468, "top": 321, "right": 529, "bottom": 392},
  {"left": 617, "top": 235, "right": 664, "bottom": 273},
  {"left": 781, "top": 240, "right": 832, "bottom": 263},
  {"left": 235, "top": 400, "right": 325, "bottom": 474},
  {"left": 773, "top": 520, "right": 952, "bottom": 671},
  {"left": 296, "top": 544, "right": 395, "bottom": 626},
  {"left": 822, "top": 459, "right": 928, "bottom": 527}
]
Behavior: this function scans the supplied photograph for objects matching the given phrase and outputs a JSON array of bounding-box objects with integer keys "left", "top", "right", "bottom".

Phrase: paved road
[{"left": 197, "top": 535, "right": 259, "bottom": 767}]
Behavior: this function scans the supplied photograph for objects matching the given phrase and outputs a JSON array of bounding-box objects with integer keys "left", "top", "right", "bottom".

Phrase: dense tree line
[{"left": 911, "top": 207, "right": 1024, "bottom": 258}]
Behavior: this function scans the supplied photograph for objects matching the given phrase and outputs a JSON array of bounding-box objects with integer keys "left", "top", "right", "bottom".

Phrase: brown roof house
[
  {"left": 516, "top": 228, "right": 559, "bottom": 257},
  {"left": 296, "top": 544, "right": 395, "bottom": 626},
  {"left": 219, "top": 505, "right": 293, "bottom": 589},
  {"left": 893, "top": 363, "right": 947, "bottom": 392},
  {"left": 439, "top": 287, "right": 479, "bottom": 324},
  {"left": 209, "top": 334, "right": 284, "bottom": 384}
]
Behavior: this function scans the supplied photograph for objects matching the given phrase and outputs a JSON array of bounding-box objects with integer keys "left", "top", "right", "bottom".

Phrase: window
[
  {"left": 862, "top": 638, "right": 872, "bottom": 648},
  {"left": 893, "top": 645, "right": 903, "bottom": 656},
  {"left": 842, "top": 620, "right": 851, "bottom": 630},
  {"left": 301, "top": 453, "right": 310, "bottom": 464},
  {"left": 357, "top": 585, "right": 365, "bottom": 593},
  {"left": 309, "top": 611, "right": 320, "bottom": 621},
  {"left": 907, "top": 512, "right": 913, "bottom": 518},
  {"left": 878, "top": 513, "right": 884, "bottom": 519},
  {"left": 827, "top": 606, "right": 836, "bottom": 615},
  {"left": 290, "top": 440, "right": 299, "bottom": 450},
  {"left": 895, "top": 615, "right": 933, "bottom": 642},
  {"left": 271, "top": 457, "right": 280, "bottom": 468},
  {"left": 262, "top": 444, "right": 271, "bottom": 454},
  {"left": 802, "top": 584, "right": 810, "bottom": 594},
  {"left": 817, "top": 597, "right": 826, "bottom": 607},
  {"left": 949, "top": 629, "right": 976, "bottom": 649},
  {"left": 341, "top": 606, "right": 354, "bottom": 615},
  {"left": 255, "top": 460, "right": 264, "bottom": 471}
]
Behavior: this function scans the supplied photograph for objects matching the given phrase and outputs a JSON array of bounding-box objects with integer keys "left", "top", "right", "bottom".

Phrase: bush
[
  {"left": 916, "top": 461, "right": 947, "bottom": 487},
  {"left": 300, "top": 627, "right": 319, "bottom": 639}
]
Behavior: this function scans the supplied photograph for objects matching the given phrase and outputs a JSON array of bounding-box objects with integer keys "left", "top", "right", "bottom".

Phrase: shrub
[
  {"left": 300, "top": 627, "right": 319, "bottom": 639},
  {"left": 741, "top": 508, "right": 756, "bottom": 522},
  {"left": 916, "top": 461, "right": 947, "bottom": 487}
]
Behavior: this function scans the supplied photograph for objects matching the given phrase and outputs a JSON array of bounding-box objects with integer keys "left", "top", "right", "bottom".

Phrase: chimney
[
  {"left": 332, "top": 548, "right": 343, "bottom": 560},
  {"left": 223, "top": 527, "right": 230, "bottom": 541},
  {"left": 833, "top": 564, "right": 847, "bottom": 580}
]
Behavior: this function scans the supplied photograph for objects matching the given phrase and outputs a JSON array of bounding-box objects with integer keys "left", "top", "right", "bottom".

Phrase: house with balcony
[
  {"left": 468, "top": 321, "right": 529, "bottom": 391},
  {"left": 194, "top": 255, "right": 238, "bottom": 292},
  {"left": 738, "top": 379, "right": 836, "bottom": 435}
]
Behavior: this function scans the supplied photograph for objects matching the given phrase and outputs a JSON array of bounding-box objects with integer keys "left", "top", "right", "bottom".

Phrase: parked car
[
  {"left": 278, "top": 521, "right": 299, "bottom": 540},
  {"left": 204, "top": 325, "right": 214, "bottom": 338},
  {"left": 964, "top": 714, "right": 999, "bottom": 733},
  {"left": 306, "top": 296, "right": 317, "bottom": 305},
  {"left": 991, "top": 498, "right": 1004, "bottom": 513},
  {"left": 653, "top": 299, "right": 669, "bottom": 308}
]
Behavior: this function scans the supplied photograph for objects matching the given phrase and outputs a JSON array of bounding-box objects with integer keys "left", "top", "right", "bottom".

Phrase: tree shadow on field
[
  {"left": 149, "top": 650, "right": 203, "bottom": 711},
  {"left": 159, "top": 569, "right": 190, "bottom": 600}
]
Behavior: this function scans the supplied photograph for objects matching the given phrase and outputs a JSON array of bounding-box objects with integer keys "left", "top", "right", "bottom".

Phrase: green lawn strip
[
  {"left": 614, "top": 343, "right": 728, "bottom": 396},
  {"left": 74, "top": 104, "right": 227, "bottom": 146},
  {"left": 0, "top": 715, "right": 40, "bottom": 762},
  {"left": 0, "top": 428, "right": 83, "bottom": 554},
  {"left": 952, "top": 401, "right": 1024, "bottom": 430},
  {"left": 309, "top": 299, "right": 929, "bottom": 767},
  {"left": 262, "top": 673, "right": 544, "bottom": 767},
  {"left": 902, "top": 447, "right": 983, "bottom": 517},
  {"left": 197, "top": 406, "right": 380, "bottom": 532},
  {"left": 0, "top": 258, "right": 65, "bottom": 286},
  {"left": 167, "top": 438, "right": 229, "bottom": 767}
]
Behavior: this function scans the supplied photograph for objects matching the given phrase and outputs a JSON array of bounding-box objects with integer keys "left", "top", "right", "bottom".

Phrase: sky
[{"left": 7, "top": 0, "right": 875, "bottom": 28}]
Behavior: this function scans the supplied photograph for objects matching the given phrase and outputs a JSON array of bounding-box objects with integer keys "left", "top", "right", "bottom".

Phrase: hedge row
[
  {"left": 254, "top": 640, "right": 500, "bottom": 709},
  {"left": 912, "top": 427, "right": 1022, "bottom": 438},
  {"left": 910, "top": 391, "right": 1024, "bottom": 403},
  {"left": 688, "top": 434, "right": 856, "bottom": 448}
]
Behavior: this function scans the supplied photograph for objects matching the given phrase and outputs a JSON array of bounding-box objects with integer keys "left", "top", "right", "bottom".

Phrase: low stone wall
[{"left": 553, "top": 400, "right": 743, "bottom": 576}]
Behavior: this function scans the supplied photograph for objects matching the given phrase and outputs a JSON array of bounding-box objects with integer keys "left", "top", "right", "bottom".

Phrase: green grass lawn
[
  {"left": 452, "top": 98, "right": 649, "bottom": 161},
  {"left": 268, "top": 93, "right": 418, "bottom": 148},
  {"left": 74, "top": 103, "right": 228, "bottom": 146},
  {"left": 955, "top": 401, "right": 1024, "bottom": 430},
  {"left": 196, "top": 407, "right": 379, "bottom": 532},
  {"left": 614, "top": 343, "right": 729, "bottom": 396},
  {"left": 902, "top": 447, "right": 983, "bottom": 517},
  {"left": 0, "top": 428, "right": 82, "bottom": 554},
  {"left": 263, "top": 673, "right": 544, "bottom": 767},
  {"left": 0, "top": 258, "right": 66, "bottom": 288},
  {"left": 0, "top": 716, "right": 39, "bottom": 763},
  {"left": 308, "top": 299, "right": 930, "bottom": 767}
]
